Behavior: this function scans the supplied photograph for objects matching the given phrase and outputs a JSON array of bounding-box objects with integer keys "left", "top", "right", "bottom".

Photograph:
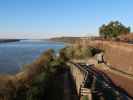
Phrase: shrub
[{"left": 60, "top": 45, "right": 93, "bottom": 60}]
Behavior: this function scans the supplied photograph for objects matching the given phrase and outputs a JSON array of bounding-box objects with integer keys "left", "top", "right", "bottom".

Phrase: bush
[
  {"left": 59, "top": 45, "right": 93, "bottom": 60},
  {"left": 90, "top": 48, "right": 103, "bottom": 56}
]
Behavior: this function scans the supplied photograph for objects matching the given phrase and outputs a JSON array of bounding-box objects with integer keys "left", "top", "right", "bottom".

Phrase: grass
[{"left": 82, "top": 95, "right": 89, "bottom": 100}]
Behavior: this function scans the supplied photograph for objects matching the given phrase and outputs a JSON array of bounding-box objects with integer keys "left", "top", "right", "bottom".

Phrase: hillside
[{"left": 49, "top": 37, "right": 82, "bottom": 43}]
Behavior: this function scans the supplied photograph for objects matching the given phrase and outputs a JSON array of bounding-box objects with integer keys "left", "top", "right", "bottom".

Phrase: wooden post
[{"left": 91, "top": 76, "right": 97, "bottom": 91}]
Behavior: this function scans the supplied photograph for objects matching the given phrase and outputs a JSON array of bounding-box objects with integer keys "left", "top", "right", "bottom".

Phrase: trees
[{"left": 99, "top": 21, "right": 130, "bottom": 39}]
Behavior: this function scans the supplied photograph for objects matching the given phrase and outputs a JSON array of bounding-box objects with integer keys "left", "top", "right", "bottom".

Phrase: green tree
[{"left": 99, "top": 21, "right": 130, "bottom": 39}]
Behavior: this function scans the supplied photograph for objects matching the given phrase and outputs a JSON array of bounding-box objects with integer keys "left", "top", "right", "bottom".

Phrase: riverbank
[
  {"left": 0, "top": 42, "right": 111, "bottom": 100},
  {"left": 0, "top": 47, "right": 79, "bottom": 100},
  {"left": 0, "top": 49, "right": 54, "bottom": 99}
]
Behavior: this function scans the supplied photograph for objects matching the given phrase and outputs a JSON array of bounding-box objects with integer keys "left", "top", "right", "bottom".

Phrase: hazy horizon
[
  {"left": 0, "top": 32, "right": 98, "bottom": 39},
  {"left": 0, "top": 0, "right": 133, "bottom": 39}
]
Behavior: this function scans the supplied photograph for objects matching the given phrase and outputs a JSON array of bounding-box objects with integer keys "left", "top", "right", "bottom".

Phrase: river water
[{"left": 0, "top": 40, "right": 65, "bottom": 74}]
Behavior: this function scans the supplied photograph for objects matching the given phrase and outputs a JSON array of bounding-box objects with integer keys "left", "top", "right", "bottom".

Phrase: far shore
[{"left": 0, "top": 39, "right": 20, "bottom": 43}]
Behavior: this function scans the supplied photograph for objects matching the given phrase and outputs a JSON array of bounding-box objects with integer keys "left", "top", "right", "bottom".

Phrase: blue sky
[{"left": 0, "top": 0, "right": 133, "bottom": 39}]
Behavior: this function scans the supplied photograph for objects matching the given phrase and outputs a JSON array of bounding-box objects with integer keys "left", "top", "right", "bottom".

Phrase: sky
[{"left": 0, "top": 0, "right": 133, "bottom": 39}]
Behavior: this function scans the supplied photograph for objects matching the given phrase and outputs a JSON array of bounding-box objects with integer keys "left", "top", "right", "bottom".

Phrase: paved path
[{"left": 72, "top": 58, "right": 133, "bottom": 98}]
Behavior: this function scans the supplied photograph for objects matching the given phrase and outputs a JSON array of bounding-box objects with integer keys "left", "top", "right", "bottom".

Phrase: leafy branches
[{"left": 99, "top": 21, "right": 130, "bottom": 39}]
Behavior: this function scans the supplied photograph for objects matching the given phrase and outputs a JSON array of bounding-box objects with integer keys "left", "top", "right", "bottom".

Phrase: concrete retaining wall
[
  {"left": 87, "top": 40, "right": 133, "bottom": 75},
  {"left": 67, "top": 63, "right": 85, "bottom": 95}
]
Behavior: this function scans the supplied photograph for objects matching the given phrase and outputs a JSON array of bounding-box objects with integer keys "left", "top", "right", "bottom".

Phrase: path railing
[{"left": 67, "top": 61, "right": 133, "bottom": 100}]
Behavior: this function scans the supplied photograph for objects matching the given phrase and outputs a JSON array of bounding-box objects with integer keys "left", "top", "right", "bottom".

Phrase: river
[{"left": 0, "top": 40, "right": 65, "bottom": 74}]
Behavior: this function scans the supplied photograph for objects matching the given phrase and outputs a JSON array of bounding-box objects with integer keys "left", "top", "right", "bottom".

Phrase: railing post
[{"left": 91, "top": 76, "right": 97, "bottom": 91}]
